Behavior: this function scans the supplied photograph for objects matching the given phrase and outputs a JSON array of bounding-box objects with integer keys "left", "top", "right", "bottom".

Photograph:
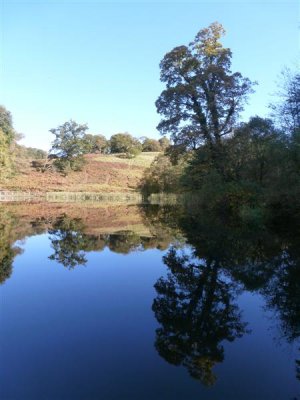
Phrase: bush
[
  {"left": 141, "top": 154, "right": 187, "bottom": 194},
  {"left": 142, "top": 138, "right": 161, "bottom": 152},
  {"left": 109, "top": 133, "right": 142, "bottom": 158}
]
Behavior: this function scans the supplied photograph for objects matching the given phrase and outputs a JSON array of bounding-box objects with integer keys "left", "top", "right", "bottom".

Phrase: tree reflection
[
  {"left": 47, "top": 214, "right": 177, "bottom": 268},
  {"left": 0, "top": 209, "right": 23, "bottom": 284},
  {"left": 48, "top": 215, "right": 92, "bottom": 268},
  {"left": 107, "top": 231, "right": 142, "bottom": 254},
  {"left": 0, "top": 243, "right": 15, "bottom": 283},
  {"left": 153, "top": 247, "right": 247, "bottom": 385},
  {"left": 150, "top": 205, "right": 300, "bottom": 386},
  {"left": 296, "top": 352, "right": 300, "bottom": 381}
]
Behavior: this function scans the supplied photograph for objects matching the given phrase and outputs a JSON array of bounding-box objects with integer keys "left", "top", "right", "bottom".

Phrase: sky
[{"left": 0, "top": 0, "right": 299, "bottom": 150}]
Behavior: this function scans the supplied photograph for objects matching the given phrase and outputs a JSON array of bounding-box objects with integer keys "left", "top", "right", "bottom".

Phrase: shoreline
[{"left": 0, "top": 190, "right": 144, "bottom": 203}]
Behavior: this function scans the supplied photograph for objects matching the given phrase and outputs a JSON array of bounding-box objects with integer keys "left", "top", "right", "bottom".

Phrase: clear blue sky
[{"left": 1, "top": 0, "right": 299, "bottom": 150}]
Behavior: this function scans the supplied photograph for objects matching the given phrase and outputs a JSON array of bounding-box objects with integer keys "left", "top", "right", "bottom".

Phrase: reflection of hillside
[
  {"left": 0, "top": 203, "right": 181, "bottom": 280},
  {"left": 1, "top": 203, "right": 153, "bottom": 236}
]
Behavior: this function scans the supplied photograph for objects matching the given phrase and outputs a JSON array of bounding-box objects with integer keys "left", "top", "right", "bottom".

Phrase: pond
[{"left": 0, "top": 202, "right": 299, "bottom": 399}]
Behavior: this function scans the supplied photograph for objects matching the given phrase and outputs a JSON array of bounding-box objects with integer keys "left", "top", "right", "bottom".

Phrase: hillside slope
[{"left": 0, "top": 152, "right": 158, "bottom": 193}]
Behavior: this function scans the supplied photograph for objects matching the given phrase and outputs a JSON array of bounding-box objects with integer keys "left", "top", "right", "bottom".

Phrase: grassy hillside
[{"left": 0, "top": 152, "right": 159, "bottom": 193}]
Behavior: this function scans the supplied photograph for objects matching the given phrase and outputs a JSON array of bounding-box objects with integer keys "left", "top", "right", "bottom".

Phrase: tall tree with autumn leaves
[{"left": 156, "top": 22, "right": 254, "bottom": 167}]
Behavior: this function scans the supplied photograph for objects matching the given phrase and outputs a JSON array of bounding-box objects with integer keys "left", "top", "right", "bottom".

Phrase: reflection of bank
[
  {"left": 153, "top": 248, "right": 247, "bottom": 386},
  {"left": 0, "top": 203, "right": 180, "bottom": 278},
  {"left": 47, "top": 213, "right": 181, "bottom": 269}
]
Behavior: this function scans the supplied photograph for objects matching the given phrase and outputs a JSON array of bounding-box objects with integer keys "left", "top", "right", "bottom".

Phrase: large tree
[{"left": 156, "top": 22, "right": 254, "bottom": 158}]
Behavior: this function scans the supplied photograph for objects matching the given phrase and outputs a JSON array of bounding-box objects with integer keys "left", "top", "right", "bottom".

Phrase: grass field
[{"left": 0, "top": 152, "right": 159, "bottom": 193}]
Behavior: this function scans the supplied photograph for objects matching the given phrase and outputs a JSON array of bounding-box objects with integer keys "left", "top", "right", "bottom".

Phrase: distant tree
[
  {"left": 158, "top": 137, "right": 170, "bottom": 151},
  {"left": 0, "top": 106, "right": 15, "bottom": 143},
  {"left": 83, "top": 134, "right": 108, "bottom": 154},
  {"left": 156, "top": 22, "right": 254, "bottom": 167},
  {"left": 142, "top": 138, "right": 161, "bottom": 152},
  {"left": 271, "top": 69, "right": 300, "bottom": 135},
  {"left": 109, "top": 133, "right": 142, "bottom": 158},
  {"left": 49, "top": 120, "right": 88, "bottom": 172},
  {"left": 17, "top": 146, "right": 47, "bottom": 160}
]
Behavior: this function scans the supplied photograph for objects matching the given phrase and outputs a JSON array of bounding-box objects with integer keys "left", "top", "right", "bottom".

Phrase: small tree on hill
[
  {"left": 83, "top": 134, "right": 108, "bottom": 154},
  {"left": 49, "top": 120, "right": 88, "bottom": 172},
  {"left": 109, "top": 133, "right": 142, "bottom": 158},
  {"left": 142, "top": 138, "right": 162, "bottom": 152},
  {"left": 158, "top": 137, "right": 171, "bottom": 151}
]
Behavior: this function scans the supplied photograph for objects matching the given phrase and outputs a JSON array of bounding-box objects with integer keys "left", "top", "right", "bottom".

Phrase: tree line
[
  {"left": 142, "top": 22, "right": 300, "bottom": 214},
  {"left": 0, "top": 106, "right": 49, "bottom": 179},
  {"left": 0, "top": 105, "right": 170, "bottom": 176},
  {"left": 48, "top": 123, "right": 169, "bottom": 172}
]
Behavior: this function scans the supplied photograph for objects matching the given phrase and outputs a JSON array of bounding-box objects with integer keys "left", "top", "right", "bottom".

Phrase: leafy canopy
[
  {"left": 49, "top": 120, "right": 88, "bottom": 171},
  {"left": 109, "top": 133, "right": 142, "bottom": 157},
  {"left": 156, "top": 22, "right": 254, "bottom": 153}
]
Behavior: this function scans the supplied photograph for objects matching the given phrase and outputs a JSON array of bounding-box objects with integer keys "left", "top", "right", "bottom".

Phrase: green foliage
[
  {"left": 0, "top": 106, "right": 15, "bottom": 144},
  {"left": 49, "top": 120, "right": 88, "bottom": 173},
  {"left": 83, "top": 134, "right": 108, "bottom": 154},
  {"left": 16, "top": 145, "right": 47, "bottom": 160},
  {"left": 158, "top": 137, "right": 170, "bottom": 151},
  {"left": 0, "top": 129, "right": 13, "bottom": 178},
  {"left": 141, "top": 154, "right": 188, "bottom": 194},
  {"left": 109, "top": 133, "right": 142, "bottom": 158},
  {"left": 142, "top": 138, "right": 162, "bottom": 152},
  {"left": 181, "top": 116, "right": 298, "bottom": 210},
  {"left": 144, "top": 112, "right": 300, "bottom": 213},
  {"left": 0, "top": 106, "right": 16, "bottom": 178},
  {"left": 270, "top": 69, "right": 300, "bottom": 135}
]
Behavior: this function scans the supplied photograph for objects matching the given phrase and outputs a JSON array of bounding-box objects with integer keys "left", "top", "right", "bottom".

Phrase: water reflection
[
  {"left": 0, "top": 202, "right": 300, "bottom": 394},
  {"left": 147, "top": 206, "right": 300, "bottom": 386},
  {"left": 0, "top": 203, "right": 181, "bottom": 275},
  {"left": 0, "top": 208, "right": 23, "bottom": 283},
  {"left": 48, "top": 216, "right": 91, "bottom": 268},
  {"left": 153, "top": 248, "right": 247, "bottom": 385}
]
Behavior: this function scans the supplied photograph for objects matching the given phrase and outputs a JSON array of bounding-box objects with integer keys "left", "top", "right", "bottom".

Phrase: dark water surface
[{"left": 0, "top": 203, "right": 299, "bottom": 399}]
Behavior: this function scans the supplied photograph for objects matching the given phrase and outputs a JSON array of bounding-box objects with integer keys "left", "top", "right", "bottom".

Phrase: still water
[{"left": 0, "top": 203, "right": 299, "bottom": 399}]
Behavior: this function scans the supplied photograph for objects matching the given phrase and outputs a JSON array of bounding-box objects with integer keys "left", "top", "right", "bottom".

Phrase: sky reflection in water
[{"left": 0, "top": 203, "right": 299, "bottom": 399}]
